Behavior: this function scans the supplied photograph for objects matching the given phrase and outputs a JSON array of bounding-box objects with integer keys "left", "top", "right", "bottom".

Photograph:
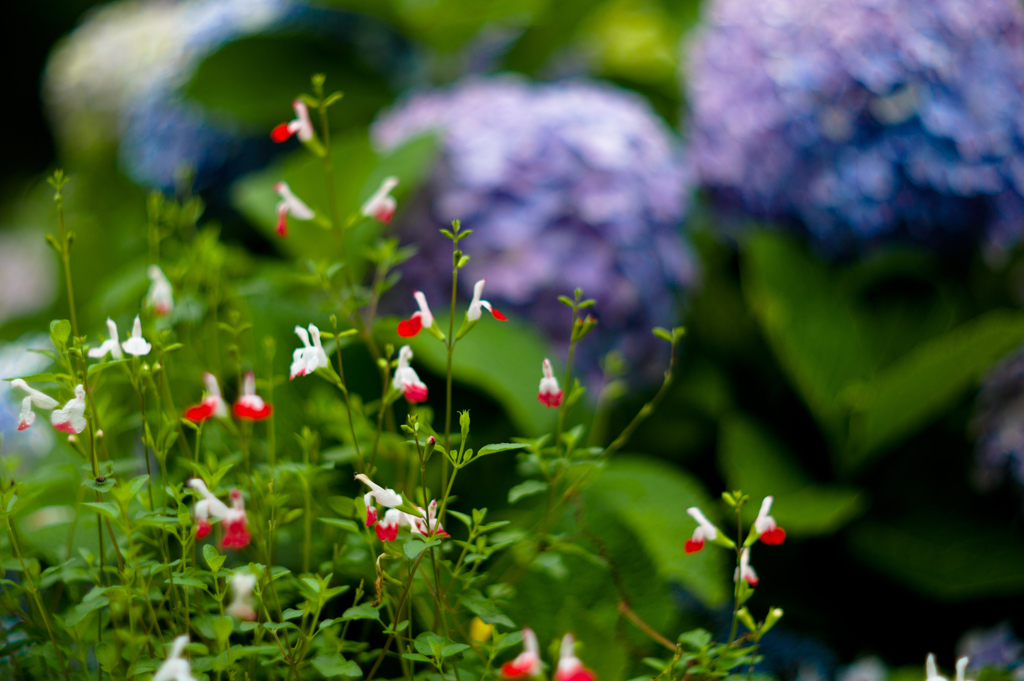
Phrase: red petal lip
[
  {"left": 271, "top": 123, "right": 293, "bottom": 142},
  {"left": 53, "top": 420, "right": 77, "bottom": 434},
  {"left": 490, "top": 308, "right": 508, "bottom": 321},
  {"left": 684, "top": 539, "right": 705, "bottom": 554},
  {"left": 221, "top": 519, "right": 251, "bottom": 549},
  {"left": 196, "top": 520, "right": 212, "bottom": 539},
  {"left": 537, "top": 390, "right": 563, "bottom": 408},
  {"left": 397, "top": 315, "right": 423, "bottom": 338},
  {"left": 501, "top": 657, "right": 538, "bottom": 679},
  {"left": 556, "top": 668, "right": 595, "bottom": 681},
  {"left": 184, "top": 401, "right": 216, "bottom": 422},
  {"left": 276, "top": 212, "right": 288, "bottom": 237},
  {"left": 17, "top": 422, "right": 30, "bottom": 432},
  {"left": 760, "top": 527, "right": 786, "bottom": 545},
  {"left": 375, "top": 523, "right": 399, "bottom": 542},
  {"left": 233, "top": 401, "right": 273, "bottom": 421},
  {"left": 403, "top": 384, "right": 428, "bottom": 403}
]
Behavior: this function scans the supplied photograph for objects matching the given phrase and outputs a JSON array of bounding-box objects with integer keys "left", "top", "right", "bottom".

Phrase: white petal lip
[
  {"left": 275, "top": 181, "right": 315, "bottom": 220},
  {"left": 413, "top": 291, "right": 434, "bottom": 328},
  {"left": 355, "top": 473, "right": 403, "bottom": 507},
  {"left": 686, "top": 507, "right": 719, "bottom": 541},
  {"left": 360, "top": 176, "right": 399, "bottom": 217},
  {"left": 121, "top": 315, "right": 152, "bottom": 357}
]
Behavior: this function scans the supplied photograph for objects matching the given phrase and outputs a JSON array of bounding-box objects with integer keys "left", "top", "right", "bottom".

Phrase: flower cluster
[
  {"left": 187, "top": 479, "right": 251, "bottom": 549},
  {"left": 686, "top": 495, "right": 786, "bottom": 588},
  {"left": 501, "top": 629, "right": 595, "bottom": 681},
  {"left": 357, "top": 473, "right": 449, "bottom": 542},
  {"left": 686, "top": 0, "right": 1024, "bottom": 255},
  {"left": 372, "top": 76, "right": 696, "bottom": 386}
]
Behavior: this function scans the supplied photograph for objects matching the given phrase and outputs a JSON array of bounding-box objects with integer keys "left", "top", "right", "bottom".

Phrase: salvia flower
[
  {"left": 146, "top": 265, "right": 174, "bottom": 317},
  {"left": 153, "top": 634, "right": 196, "bottom": 681},
  {"left": 88, "top": 318, "right": 124, "bottom": 360},
  {"left": 221, "top": 489, "right": 251, "bottom": 549},
  {"left": 411, "top": 499, "right": 449, "bottom": 538},
  {"left": 374, "top": 508, "right": 409, "bottom": 542},
  {"left": 537, "top": 358, "right": 563, "bottom": 408},
  {"left": 392, "top": 345, "right": 428, "bottom": 403},
  {"left": 754, "top": 496, "right": 787, "bottom": 545},
  {"left": 11, "top": 379, "right": 59, "bottom": 432},
  {"left": 233, "top": 371, "right": 272, "bottom": 420},
  {"left": 274, "top": 181, "right": 315, "bottom": 238},
  {"left": 684, "top": 507, "right": 721, "bottom": 554},
  {"left": 184, "top": 373, "right": 227, "bottom": 422},
  {"left": 397, "top": 291, "right": 435, "bottom": 338},
  {"left": 686, "top": 0, "right": 1024, "bottom": 255},
  {"left": 355, "top": 472, "right": 404, "bottom": 526},
  {"left": 226, "top": 572, "right": 257, "bottom": 621},
  {"left": 188, "top": 478, "right": 229, "bottom": 539},
  {"left": 360, "top": 176, "right": 400, "bottom": 224},
  {"left": 120, "top": 315, "right": 152, "bottom": 357},
  {"left": 51, "top": 385, "right": 87, "bottom": 434},
  {"left": 466, "top": 279, "right": 507, "bottom": 323},
  {"left": 372, "top": 76, "right": 696, "bottom": 387},
  {"left": 735, "top": 547, "right": 759, "bottom": 587},
  {"left": 271, "top": 99, "right": 314, "bottom": 143},
  {"left": 290, "top": 324, "right": 329, "bottom": 380},
  {"left": 501, "top": 627, "right": 543, "bottom": 679},
  {"left": 555, "top": 633, "right": 596, "bottom": 681}
]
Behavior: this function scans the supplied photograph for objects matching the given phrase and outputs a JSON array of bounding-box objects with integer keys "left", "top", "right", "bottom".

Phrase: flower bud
[{"left": 761, "top": 607, "right": 784, "bottom": 634}]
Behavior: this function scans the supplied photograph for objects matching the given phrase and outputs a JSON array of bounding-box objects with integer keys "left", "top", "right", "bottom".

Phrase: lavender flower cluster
[
  {"left": 372, "top": 76, "right": 697, "bottom": 386},
  {"left": 686, "top": 0, "right": 1024, "bottom": 254}
]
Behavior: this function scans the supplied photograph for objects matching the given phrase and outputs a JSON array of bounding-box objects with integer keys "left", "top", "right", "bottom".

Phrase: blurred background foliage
[{"left": 2, "top": 0, "right": 1024, "bottom": 680}]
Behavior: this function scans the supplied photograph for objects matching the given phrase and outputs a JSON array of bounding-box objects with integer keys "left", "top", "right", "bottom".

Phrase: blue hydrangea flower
[
  {"left": 371, "top": 76, "right": 697, "bottom": 386},
  {"left": 686, "top": 0, "right": 1024, "bottom": 255},
  {"left": 973, "top": 348, "right": 1024, "bottom": 496}
]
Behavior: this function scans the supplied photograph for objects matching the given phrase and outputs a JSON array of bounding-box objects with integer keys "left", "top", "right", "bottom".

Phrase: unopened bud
[
  {"left": 761, "top": 607, "right": 784, "bottom": 634},
  {"left": 96, "top": 430, "right": 104, "bottom": 439},
  {"left": 737, "top": 607, "right": 757, "bottom": 633},
  {"left": 153, "top": 363, "right": 162, "bottom": 371},
  {"left": 67, "top": 435, "right": 78, "bottom": 443},
  {"left": 424, "top": 436, "right": 436, "bottom": 463}
]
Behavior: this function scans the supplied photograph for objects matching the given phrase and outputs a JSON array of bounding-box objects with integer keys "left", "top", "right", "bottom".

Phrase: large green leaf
[
  {"left": 741, "top": 232, "right": 874, "bottom": 440},
  {"left": 841, "top": 309, "right": 1024, "bottom": 471},
  {"left": 586, "top": 456, "right": 729, "bottom": 606},
  {"left": 718, "top": 415, "right": 866, "bottom": 536},
  {"left": 848, "top": 518, "right": 1024, "bottom": 600},
  {"left": 404, "top": 313, "right": 558, "bottom": 436}
]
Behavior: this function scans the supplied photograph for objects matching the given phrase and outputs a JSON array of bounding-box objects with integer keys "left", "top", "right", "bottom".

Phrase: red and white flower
[
  {"left": 233, "top": 371, "right": 273, "bottom": 421},
  {"left": 467, "top": 279, "right": 508, "bottom": 322},
  {"left": 684, "top": 507, "right": 721, "bottom": 554},
  {"left": 88, "top": 318, "right": 124, "bottom": 360},
  {"left": 153, "top": 634, "right": 195, "bottom": 681},
  {"left": 290, "top": 324, "right": 329, "bottom": 379},
  {"left": 188, "top": 478, "right": 230, "bottom": 540},
  {"left": 146, "top": 265, "right": 174, "bottom": 317},
  {"left": 11, "top": 379, "right": 58, "bottom": 432},
  {"left": 51, "top": 384, "right": 87, "bottom": 434},
  {"left": 392, "top": 345, "right": 428, "bottom": 403},
  {"left": 184, "top": 373, "right": 228, "bottom": 423},
  {"left": 355, "top": 473, "right": 403, "bottom": 527},
  {"left": 121, "top": 315, "right": 152, "bottom": 357},
  {"left": 273, "top": 181, "right": 315, "bottom": 238},
  {"left": 221, "top": 489, "right": 251, "bottom": 549},
  {"left": 411, "top": 499, "right": 449, "bottom": 539},
  {"left": 360, "top": 176, "right": 399, "bottom": 224},
  {"left": 271, "top": 99, "right": 314, "bottom": 143},
  {"left": 537, "top": 358, "right": 563, "bottom": 408},
  {"left": 374, "top": 508, "right": 416, "bottom": 542},
  {"left": 501, "top": 628, "right": 543, "bottom": 679},
  {"left": 397, "top": 291, "right": 435, "bottom": 338},
  {"left": 735, "top": 547, "right": 758, "bottom": 587},
  {"left": 226, "top": 573, "right": 257, "bottom": 622},
  {"left": 555, "top": 633, "right": 595, "bottom": 681},
  {"left": 754, "top": 496, "right": 786, "bottom": 545}
]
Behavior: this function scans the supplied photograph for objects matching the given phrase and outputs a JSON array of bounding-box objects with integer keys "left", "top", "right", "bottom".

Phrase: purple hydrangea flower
[
  {"left": 686, "top": 0, "right": 1024, "bottom": 255},
  {"left": 371, "top": 76, "right": 697, "bottom": 386},
  {"left": 957, "top": 622, "right": 1024, "bottom": 672}
]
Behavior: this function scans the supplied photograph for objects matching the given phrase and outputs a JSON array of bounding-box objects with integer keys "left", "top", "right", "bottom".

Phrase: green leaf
[
  {"left": 508, "top": 480, "right": 548, "bottom": 504},
  {"left": 64, "top": 595, "right": 109, "bottom": 627},
  {"left": 81, "top": 502, "right": 120, "bottom": 521},
  {"left": 318, "top": 517, "right": 360, "bottom": 533},
  {"left": 476, "top": 443, "right": 530, "bottom": 457},
  {"left": 849, "top": 518, "right": 1024, "bottom": 600},
  {"left": 405, "top": 315, "right": 558, "bottom": 436},
  {"left": 741, "top": 231, "right": 873, "bottom": 439},
  {"left": 213, "top": 616, "right": 233, "bottom": 643},
  {"left": 341, "top": 604, "right": 381, "bottom": 621},
  {"left": 312, "top": 653, "right": 363, "bottom": 678},
  {"left": 401, "top": 653, "right": 433, "bottom": 663},
  {"left": 461, "top": 590, "right": 515, "bottom": 628},
  {"left": 49, "top": 320, "right": 71, "bottom": 348},
  {"left": 82, "top": 477, "right": 116, "bottom": 493},
  {"left": 203, "top": 544, "right": 226, "bottom": 573},
  {"left": 718, "top": 415, "right": 866, "bottom": 536},
  {"left": 440, "top": 643, "right": 470, "bottom": 659},
  {"left": 841, "top": 309, "right": 1024, "bottom": 471},
  {"left": 587, "top": 456, "right": 729, "bottom": 606},
  {"left": 404, "top": 538, "right": 440, "bottom": 561},
  {"left": 282, "top": 609, "right": 305, "bottom": 621}
]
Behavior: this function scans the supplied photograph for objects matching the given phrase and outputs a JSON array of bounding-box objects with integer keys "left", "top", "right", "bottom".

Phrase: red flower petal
[
  {"left": 375, "top": 522, "right": 399, "bottom": 542},
  {"left": 684, "top": 538, "right": 705, "bottom": 554},
  {"left": 537, "top": 390, "right": 563, "bottom": 408},
  {"left": 221, "top": 519, "right": 251, "bottom": 549},
  {"left": 397, "top": 315, "right": 423, "bottom": 338},
  {"left": 490, "top": 307, "right": 508, "bottom": 321},
  {"left": 271, "top": 123, "right": 293, "bottom": 143},
  {"left": 403, "top": 383, "right": 428, "bottom": 404},
  {"left": 184, "top": 401, "right": 216, "bottom": 423},
  {"left": 53, "top": 420, "right": 77, "bottom": 434},
  {"left": 760, "top": 527, "right": 786, "bottom": 545},
  {"left": 233, "top": 401, "right": 273, "bottom": 421},
  {"left": 196, "top": 520, "right": 212, "bottom": 539}
]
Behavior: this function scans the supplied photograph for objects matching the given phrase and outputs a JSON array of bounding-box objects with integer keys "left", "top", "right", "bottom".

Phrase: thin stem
[
  {"left": 331, "top": 318, "right": 364, "bottom": 473},
  {"left": 603, "top": 336, "right": 681, "bottom": 456},
  {"left": 366, "top": 552, "right": 427, "bottom": 681},
  {"left": 553, "top": 305, "right": 579, "bottom": 455},
  {"left": 443, "top": 257, "right": 458, "bottom": 468}
]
